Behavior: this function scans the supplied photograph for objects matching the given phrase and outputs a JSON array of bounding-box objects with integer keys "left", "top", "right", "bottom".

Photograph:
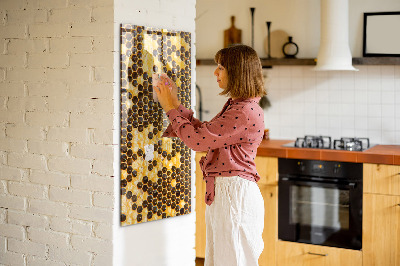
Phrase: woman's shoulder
[{"left": 232, "top": 97, "right": 262, "bottom": 112}]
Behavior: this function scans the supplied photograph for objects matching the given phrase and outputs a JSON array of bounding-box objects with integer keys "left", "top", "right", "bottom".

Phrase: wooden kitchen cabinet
[
  {"left": 195, "top": 152, "right": 207, "bottom": 258},
  {"left": 363, "top": 163, "right": 400, "bottom": 266},
  {"left": 363, "top": 193, "right": 400, "bottom": 266},
  {"left": 255, "top": 156, "right": 278, "bottom": 186},
  {"left": 259, "top": 184, "right": 278, "bottom": 266},
  {"left": 276, "top": 241, "right": 362, "bottom": 266},
  {"left": 364, "top": 163, "right": 400, "bottom": 196}
]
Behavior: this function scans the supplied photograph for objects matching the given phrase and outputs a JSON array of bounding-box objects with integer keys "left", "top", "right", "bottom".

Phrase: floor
[{"left": 195, "top": 257, "right": 205, "bottom": 266}]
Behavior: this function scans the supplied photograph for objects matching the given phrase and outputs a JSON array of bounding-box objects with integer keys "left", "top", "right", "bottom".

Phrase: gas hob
[{"left": 282, "top": 135, "right": 374, "bottom": 151}]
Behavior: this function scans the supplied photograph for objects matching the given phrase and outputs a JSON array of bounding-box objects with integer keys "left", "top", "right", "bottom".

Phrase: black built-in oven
[{"left": 278, "top": 158, "right": 363, "bottom": 250}]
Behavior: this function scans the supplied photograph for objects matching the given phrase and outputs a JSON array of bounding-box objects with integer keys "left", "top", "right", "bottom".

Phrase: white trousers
[{"left": 205, "top": 176, "right": 264, "bottom": 266}]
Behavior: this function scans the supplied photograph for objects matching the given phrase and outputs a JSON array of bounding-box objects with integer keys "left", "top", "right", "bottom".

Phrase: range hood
[{"left": 314, "top": 0, "right": 358, "bottom": 71}]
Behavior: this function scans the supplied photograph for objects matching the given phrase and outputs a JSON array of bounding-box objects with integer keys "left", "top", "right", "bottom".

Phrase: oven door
[{"left": 278, "top": 176, "right": 362, "bottom": 250}]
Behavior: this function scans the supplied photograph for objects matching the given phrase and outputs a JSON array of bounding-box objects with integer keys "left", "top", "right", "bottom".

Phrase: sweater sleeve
[
  {"left": 162, "top": 104, "right": 202, "bottom": 138},
  {"left": 165, "top": 106, "right": 249, "bottom": 152}
]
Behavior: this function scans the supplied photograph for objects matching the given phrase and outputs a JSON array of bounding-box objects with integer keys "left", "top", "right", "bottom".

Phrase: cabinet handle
[{"left": 307, "top": 252, "right": 328, "bottom": 256}]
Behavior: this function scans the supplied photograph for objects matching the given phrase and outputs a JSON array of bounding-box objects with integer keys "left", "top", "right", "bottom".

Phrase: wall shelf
[
  {"left": 196, "top": 57, "right": 400, "bottom": 67},
  {"left": 352, "top": 57, "right": 400, "bottom": 65}
]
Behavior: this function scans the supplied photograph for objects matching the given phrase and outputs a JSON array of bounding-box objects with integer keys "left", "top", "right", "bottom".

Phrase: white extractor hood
[{"left": 314, "top": 0, "right": 358, "bottom": 71}]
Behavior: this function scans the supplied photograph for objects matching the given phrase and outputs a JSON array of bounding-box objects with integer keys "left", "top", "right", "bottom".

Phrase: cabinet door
[
  {"left": 259, "top": 185, "right": 278, "bottom": 266},
  {"left": 255, "top": 156, "right": 278, "bottom": 186},
  {"left": 277, "top": 241, "right": 362, "bottom": 266},
  {"left": 363, "top": 193, "right": 400, "bottom": 266},
  {"left": 195, "top": 152, "right": 207, "bottom": 258},
  {"left": 364, "top": 164, "right": 400, "bottom": 196}
]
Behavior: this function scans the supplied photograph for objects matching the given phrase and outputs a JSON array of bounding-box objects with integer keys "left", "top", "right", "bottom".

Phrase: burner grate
[
  {"left": 288, "top": 136, "right": 371, "bottom": 151},
  {"left": 333, "top": 137, "right": 370, "bottom": 151},
  {"left": 295, "top": 135, "right": 332, "bottom": 149}
]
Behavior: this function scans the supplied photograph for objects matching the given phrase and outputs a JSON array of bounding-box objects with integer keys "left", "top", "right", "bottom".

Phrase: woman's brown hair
[{"left": 214, "top": 44, "right": 266, "bottom": 99}]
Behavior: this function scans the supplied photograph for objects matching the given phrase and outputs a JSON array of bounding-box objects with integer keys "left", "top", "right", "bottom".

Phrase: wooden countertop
[{"left": 257, "top": 139, "right": 400, "bottom": 165}]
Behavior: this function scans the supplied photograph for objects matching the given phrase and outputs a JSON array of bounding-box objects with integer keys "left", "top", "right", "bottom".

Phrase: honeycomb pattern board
[{"left": 120, "top": 24, "right": 192, "bottom": 226}]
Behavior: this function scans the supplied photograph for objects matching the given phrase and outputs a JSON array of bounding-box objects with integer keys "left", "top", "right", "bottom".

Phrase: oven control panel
[{"left": 280, "top": 158, "right": 362, "bottom": 180}]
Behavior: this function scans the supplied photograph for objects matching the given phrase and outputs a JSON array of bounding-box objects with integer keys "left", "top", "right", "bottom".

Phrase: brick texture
[
  {"left": 71, "top": 174, "right": 113, "bottom": 193},
  {"left": 7, "top": 9, "right": 47, "bottom": 24},
  {"left": 48, "top": 246, "right": 91, "bottom": 265},
  {"left": 0, "top": 0, "right": 114, "bottom": 263},
  {"left": 49, "top": 186, "right": 91, "bottom": 205},
  {"left": 27, "top": 82, "right": 68, "bottom": 97},
  {"left": 0, "top": 195, "right": 25, "bottom": 210},
  {"left": 7, "top": 97, "right": 48, "bottom": 112},
  {"left": 7, "top": 238, "right": 47, "bottom": 257},
  {"left": 48, "top": 7, "right": 91, "bottom": 23},
  {"left": 1, "top": 0, "right": 26, "bottom": 10},
  {"left": 49, "top": 37, "right": 92, "bottom": 53},
  {"left": 48, "top": 157, "right": 92, "bottom": 175},
  {"left": 27, "top": 227, "right": 69, "bottom": 248},
  {"left": 7, "top": 39, "right": 47, "bottom": 54},
  {"left": 28, "top": 140, "right": 68, "bottom": 156},
  {"left": 28, "top": 53, "right": 69, "bottom": 68},
  {"left": 28, "top": 199, "right": 68, "bottom": 217},
  {"left": 29, "top": 170, "right": 70, "bottom": 187},
  {"left": 50, "top": 217, "right": 92, "bottom": 236},
  {"left": 47, "top": 127, "right": 87, "bottom": 143},
  {"left": 71, "top": 235, "right": 112, "bottom": 254},
  {"left": 0, "top": 251, "right": 24, "bottom": 266},
  {"left": 26, "top": 257, "right": 64, "bottom": 266},
  {"left": 0, "top": 82, "right": 25, "bottom": 97},
  {"left": 8, "top": 181, "right": 47, "bottom": 199},
  {"left": 6, "top": 125, "right": 45, "bottom": 140},
  {"left": 0, "top": 224, "right": 25, "bottom": 240},
  {"left": 8, "top": 210, "right": 49, "bottom": 229},
  {"left": 29, "top": 23, "right": 70, "bottom": 38},
  {"left": 0, "top": 0, "right": 128, "bottom": 263},
  {"left": 93, "top": 192, "right": 113, "bottom": 208},
  {"left": 8, "top": 152, "right": 47, "bottom": 170},
  {"left": 93, "top": 223, "right": 112, "bottom": 240},
  {"left": 0, "top": 166, "right": 24, "bottom": 181},
  {"left": 0, "top": 25, "right": 27, "bottom": 39},
  {"left": 69, "top": 205, "right": 112, "bottom": 223}
]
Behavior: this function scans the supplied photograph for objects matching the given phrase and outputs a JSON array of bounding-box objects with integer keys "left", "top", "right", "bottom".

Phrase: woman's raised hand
[
  {"left": 152, "top": 73, "right": 178, "bottom": 113},
  {"left": 160, "top": 74, "right": 180, "bottom": 108}
]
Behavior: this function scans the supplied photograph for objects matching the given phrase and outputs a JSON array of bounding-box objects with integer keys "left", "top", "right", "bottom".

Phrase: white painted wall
[
  {"left": 113, "top": 1, "right": 197, "bottom": 266},
  {"left": 196, "top": 0, "right": 400, "bottom": 58},
  {"left": 196, "top": 0, "right": 400, "bottom": 145}
]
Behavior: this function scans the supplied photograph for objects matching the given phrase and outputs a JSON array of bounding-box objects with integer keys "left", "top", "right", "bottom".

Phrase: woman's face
[{"left": 214, "top": 64, "right": 228, "bottom": 89}]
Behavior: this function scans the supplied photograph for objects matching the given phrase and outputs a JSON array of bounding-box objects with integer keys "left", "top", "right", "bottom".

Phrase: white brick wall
[
  {"left": 8, "top": 210, "right": 49, "bottom": 229},
  {"left": 0, "top": 0, "right": 114, "bottom": 264},
  {"left": 50, "top": 216, "right": 92, "bottom": 236},
  {"left": 7, "top": 238, "right": 47, "bottom": 257}
]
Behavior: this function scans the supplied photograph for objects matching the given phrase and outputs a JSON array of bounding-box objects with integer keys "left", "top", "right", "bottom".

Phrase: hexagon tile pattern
[{"left": 120, "top": 24, "right": 192, "bottom": 226}]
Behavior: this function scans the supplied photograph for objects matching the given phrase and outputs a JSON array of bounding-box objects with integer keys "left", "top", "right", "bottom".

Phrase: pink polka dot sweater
[{"left": 162, "top": 97, "right": 265, "bottom": 205}]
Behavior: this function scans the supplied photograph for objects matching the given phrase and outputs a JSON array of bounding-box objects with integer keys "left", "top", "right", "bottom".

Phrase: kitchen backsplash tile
[
  {"left": 382, "top": 105, "right": 395, "bottom": 118},
  {"left": 382, "top": 90, "right": 395, "bottom": 104},
  {"left": 196, "top": 65, "right": 400, "bottom": 145}
]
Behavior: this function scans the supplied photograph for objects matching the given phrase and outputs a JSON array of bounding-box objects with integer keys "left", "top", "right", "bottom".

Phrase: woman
[{"left": 154, "top": 44, "right": 266, "bottom": 266}]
